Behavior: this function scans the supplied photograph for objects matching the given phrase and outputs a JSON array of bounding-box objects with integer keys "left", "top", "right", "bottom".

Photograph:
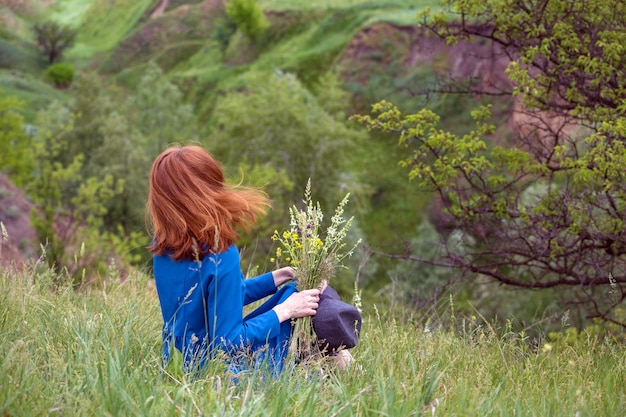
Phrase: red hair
[{"left": 147, "top": 145, "right": 270, "bottom": 261}]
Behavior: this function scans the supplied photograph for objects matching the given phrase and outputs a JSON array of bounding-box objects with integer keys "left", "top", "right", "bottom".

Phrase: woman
[{"left": 147, "top": 145, "right": 321, "bottom": 374}]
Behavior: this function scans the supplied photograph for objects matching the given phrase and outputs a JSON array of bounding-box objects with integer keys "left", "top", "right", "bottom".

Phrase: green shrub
[
  {"left": 45, "top": 62, "right": 75, "bottom": 88},
  {"left": 225, "top": 0, "right": 269, "bottom": 41}
]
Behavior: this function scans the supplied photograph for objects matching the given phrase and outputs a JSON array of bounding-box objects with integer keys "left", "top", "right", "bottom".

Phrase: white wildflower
[{"left": 273, "top": 180, "right": 360, "bottom": 359}]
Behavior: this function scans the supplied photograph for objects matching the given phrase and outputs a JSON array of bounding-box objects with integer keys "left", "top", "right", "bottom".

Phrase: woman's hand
[
  {"left": 272, "top": 266, "right": 296, "bottom": 287},
  {"left": 272, "top": 289, "right": 321, "bottom": 323}
]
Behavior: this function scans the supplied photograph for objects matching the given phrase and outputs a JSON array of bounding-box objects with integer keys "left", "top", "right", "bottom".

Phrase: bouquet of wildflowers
[{"left": 271, "top": 180, "right": 360, "bottom": 359}]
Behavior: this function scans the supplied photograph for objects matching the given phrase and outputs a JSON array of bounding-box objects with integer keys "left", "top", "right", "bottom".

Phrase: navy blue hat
[{"left": 313, "top": 286, "right": 362, "bottom": 353}]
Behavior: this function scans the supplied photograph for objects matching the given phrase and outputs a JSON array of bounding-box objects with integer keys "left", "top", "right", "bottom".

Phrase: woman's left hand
[{"left": 272, "top": 266, "right": 296, "bottom": 287}]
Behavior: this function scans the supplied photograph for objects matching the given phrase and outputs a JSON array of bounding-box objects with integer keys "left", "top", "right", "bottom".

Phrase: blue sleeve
[
  {"left": 243, "top": 272, "right": 277, "bottom": 305},
  {"left": 206, "top": 249, "right": 280, "bottom": 350}
]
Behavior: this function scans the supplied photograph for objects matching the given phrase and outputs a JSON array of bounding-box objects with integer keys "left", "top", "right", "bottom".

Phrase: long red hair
[{"left": 147, "top": 145, "right": 270, "bottom": 261}]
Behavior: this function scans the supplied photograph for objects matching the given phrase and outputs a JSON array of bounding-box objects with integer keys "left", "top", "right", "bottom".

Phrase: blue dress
[{"left": 153, "top": 244, "right": 297, "bottom": 373}]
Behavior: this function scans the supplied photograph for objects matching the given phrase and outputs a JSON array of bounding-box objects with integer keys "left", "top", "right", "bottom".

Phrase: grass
[
  {"left": 46, "top": 0, "right": 157, "bottom": 61},
  {"left": 46, "top": 0, "right": 98, "bottom": 27},
  {"left": 76, "top": 0, "right": 156, "bottom": 52},
  {"left": 1, "top": 7, "right": 623, "bottom": 414},
  {"left": 0, "top": 69, "right": 70, "bottom": 122},
  {"left": 1, "top": 261, "right": 624, "bottom": 416}
]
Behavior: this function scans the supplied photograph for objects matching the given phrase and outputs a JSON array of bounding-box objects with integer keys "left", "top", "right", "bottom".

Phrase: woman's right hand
[{"left": 272, "top": 289, "right": 321, "bottom": 323}]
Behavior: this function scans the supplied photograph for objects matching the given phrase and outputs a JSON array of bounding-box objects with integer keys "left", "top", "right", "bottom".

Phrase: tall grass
[
  {"left": 1, "top": 260, "right": 624, "bottom": 416},
  {"left": 54, "top": 0, "right": 156, "bottom": 58}
]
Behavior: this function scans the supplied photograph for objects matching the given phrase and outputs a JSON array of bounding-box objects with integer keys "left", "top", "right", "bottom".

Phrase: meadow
[
  {"left": 1, "top": 262, "right": 624, "bottom": 416},
  {"left": 2, "top": 1, "right": 626, "bottom": 415}
]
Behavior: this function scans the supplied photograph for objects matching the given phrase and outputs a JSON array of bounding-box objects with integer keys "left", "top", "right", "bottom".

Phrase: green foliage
[
  {"left": 208, "top": 70, "right": 367, "bottom": 208},
  {"left": 353, "top": 100, "right": 496, "bottom": 192},
  {"left": 311, "top": 71, "right": 352, "bottom": 120},
  {"left": 108, "top": 61, "right": 196, "bottom": 235},
  {"left": 425, "top": 0, "right": 626, "bottom": 124},
  {"left": 127, "top": 61, "right": 195, "bottom": 153},
  {"left": 32, "top": 20, "right": 76, "bottom": 64},
  {"left": 0, "top": 92, "right": 34, "bottom": 187},
  {"left": 215, "top": 17, "right": 238, "bottom": 51},
  {"left": 61, "top": 72, "right": 115, "bottom": 170},
  {"left": 382, "top": 219, "right": 460, "bottom": 307},
  {"left": 231, "top": 162, "right": 295, "bottom": 271},
  {"left": 354, "top": 98, "right": 626, "bottom": 327},
  {"left": 26, "top": 64, "right": 195, "bottom": 270},
  {"left": 44, "top": 62, "right": 75, "bottom": 88},
  {"left": 225, "top": 0, "right": 270, "bottom": 42},
  {"left": 27, "top": 101, "right": 124, "bottom": 280},
  {"left": 352, "top": 0, "right": 626, "bottom": 327}
]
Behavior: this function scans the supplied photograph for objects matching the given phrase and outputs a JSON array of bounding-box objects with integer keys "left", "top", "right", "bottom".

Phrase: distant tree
[
  {"left": 209, "top": 71, "right": 367, "bottom": 209},
  {"left": 33, "top": 21, "right": 76, "bottom": 64},
  {"left": 65, "top": 72, "right": 117, "bottom": 173},
  {"left": 225, "top": 0, "right": 269, "bottom": 42},
  {"left": 24, "top": 67, "right": 196, "bottom": 269},
  {"left": 101, "top": 61, "right": 197, "bottom": 231},
  {"left": 128, "top": 61, "right": 196, "bottom": 154},
  {"left": 0, "top": 92, "right": 34, "bottom": 187},
  {"left": 29, "top": 102, "right": 122, "bottom": 279},
  {"left": 355, "top": 0, "right": 626, "bottom": 327}
]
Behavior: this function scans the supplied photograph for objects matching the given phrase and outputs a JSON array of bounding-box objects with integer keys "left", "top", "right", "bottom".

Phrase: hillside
[
  {"left": 2, "top": 0, "right": 574, "bottom": 331},
  {"left": 0, "top": 0, "right": 513, "bottom": 127},
  {"left": 0, "top": 0, "right": 513, "bottom": 263},
  {"left": 0, "top": 0, "right": 469, "bottom": 116}
]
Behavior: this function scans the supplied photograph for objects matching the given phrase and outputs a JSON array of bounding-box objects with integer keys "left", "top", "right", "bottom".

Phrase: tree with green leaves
[
  {"left": 225, "top": 0, "right": 269, "bottom": 42},
  {"left": 25, "top": 66, "right": 197, "bottom": 271},
  {"left": 102, "top": 61, "right": 196, "bottom": 232},
  {"left": 0, "top": 92, "right": 34, "bottom": 187},
  {"left": 356, "top": 0, "right": 626, "bottom": 327},
  {"left": 209, "top": 71, "right": 367, "bottom": 210},
  {"left": 29, "top": 102, "right": 122, "bottom": 279},
  {"left": 208, "top": 71, "right": 368, "bottom": 275},
  {"left": 127, "top": 61, "right": 196, "bottom": 155},
  {"left": 32, "top": 21, "right": 76, "bottom": 64}
]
